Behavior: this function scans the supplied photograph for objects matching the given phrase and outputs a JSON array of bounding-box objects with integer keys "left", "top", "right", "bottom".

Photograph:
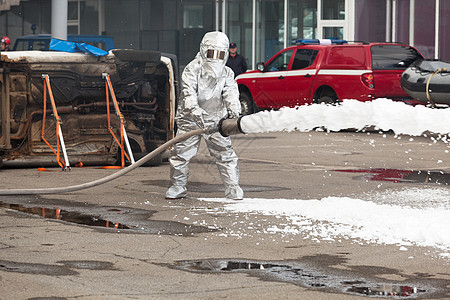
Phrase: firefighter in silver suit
[{"left": 166, "top": 31, "right": 244, "bottom": 200}]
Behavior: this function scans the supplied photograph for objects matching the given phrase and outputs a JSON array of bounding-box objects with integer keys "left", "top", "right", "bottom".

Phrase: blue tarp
[{"left": 49, "top": 39, "right": 108, "bottom": 56}]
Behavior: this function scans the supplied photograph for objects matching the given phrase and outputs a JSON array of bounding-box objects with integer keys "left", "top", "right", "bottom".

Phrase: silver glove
[
  {"left": 191, "top": 107, "right": 207, "bottom": 128},
  {"left": 227, "top": 110, "right": 240, "bottom": 119}
]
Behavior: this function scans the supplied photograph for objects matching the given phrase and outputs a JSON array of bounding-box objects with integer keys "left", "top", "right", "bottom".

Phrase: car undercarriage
[{"left": 0, "top": 49, "right": 176, "bottom": 168}]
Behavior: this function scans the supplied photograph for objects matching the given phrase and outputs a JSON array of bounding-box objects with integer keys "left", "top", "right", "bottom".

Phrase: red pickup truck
[{"left": 236, "top": 39, "right": 424, "bottom": 115}]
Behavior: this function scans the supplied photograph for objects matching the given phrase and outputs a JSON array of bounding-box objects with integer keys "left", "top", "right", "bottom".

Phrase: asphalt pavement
[{"left": 1, "top": 130, "right": 449, "bottom": 299}]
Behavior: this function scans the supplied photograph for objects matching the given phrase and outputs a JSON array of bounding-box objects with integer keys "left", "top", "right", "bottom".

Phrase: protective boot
[
  {"left": 205, "top": 132, "right": 243, "bottom": 200},
  {"left": 225, "top": 185, "right": 244, "bottom": 200},
  {"left": 165, "top": 185, "right": 187, "bottom": 199}
]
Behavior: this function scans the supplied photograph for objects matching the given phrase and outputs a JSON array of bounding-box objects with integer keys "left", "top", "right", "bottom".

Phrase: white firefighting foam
[
  {"left": 200, "top": 187, "right": 450, "bottom": 259},
  {"left": 239, "top": 98, "right": 450, "bottom": 139},
  {"left": 198, "top": 99, "right": 450, "bottom": 258}
]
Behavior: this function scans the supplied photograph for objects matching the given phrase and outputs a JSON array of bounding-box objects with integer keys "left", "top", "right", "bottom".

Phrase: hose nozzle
[{"left": 218, "top": 116, "right": 246, "bottom": 137}]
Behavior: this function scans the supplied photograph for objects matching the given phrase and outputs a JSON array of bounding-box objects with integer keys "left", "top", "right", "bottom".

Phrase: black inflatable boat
[{"left": 401, "top": 59, "right": 450, "bottom": 106}]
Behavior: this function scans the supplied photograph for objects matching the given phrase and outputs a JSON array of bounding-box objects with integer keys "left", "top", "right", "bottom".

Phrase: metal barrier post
[
  {"left": 102, "top": 73, "right": 135, "bottom": 165},
  {"left": 41, "top": 74, "right": 71, "bottom": 171}
]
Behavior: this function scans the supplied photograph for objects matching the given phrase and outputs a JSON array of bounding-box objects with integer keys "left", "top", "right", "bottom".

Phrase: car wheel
[{"left": 240, "top": 93, "right": 254, "bottom": 115}]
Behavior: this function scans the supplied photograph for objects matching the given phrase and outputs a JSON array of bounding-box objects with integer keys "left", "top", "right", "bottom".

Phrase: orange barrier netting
[{"left": 40, "top": 75, "right": 71, "bottom": 171}]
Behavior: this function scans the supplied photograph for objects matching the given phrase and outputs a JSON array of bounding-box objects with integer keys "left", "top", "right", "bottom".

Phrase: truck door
[
  {"left": 371, "top": 45, "right": 423, "bottom": 99},
  {"left": 254, "top": 49, "right": 294, "bottom": 109},
  {"left": 284, "top": 48, "right": 319, "bottom": 106}
]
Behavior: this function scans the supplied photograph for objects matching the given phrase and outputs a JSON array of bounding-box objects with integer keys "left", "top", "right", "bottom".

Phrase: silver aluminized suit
[{"left": 166, "top": 31, "right": 243, "bottom": 200}]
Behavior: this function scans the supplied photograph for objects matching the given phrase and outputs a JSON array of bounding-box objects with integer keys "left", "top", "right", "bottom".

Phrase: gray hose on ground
[{"left": 0, "top": 128, "right": 205, "bottom": 195}]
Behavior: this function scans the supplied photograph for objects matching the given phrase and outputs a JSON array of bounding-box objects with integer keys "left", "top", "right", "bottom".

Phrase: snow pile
[
  {"left": 240, "top": 99, "right": 450, "bottom": 138},
  {"left": 200, "top": 188, "right": 450, "bottom": 258}
]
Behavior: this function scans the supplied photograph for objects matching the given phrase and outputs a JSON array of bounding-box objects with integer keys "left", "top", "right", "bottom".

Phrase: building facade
[{"left": 1, "top": 0, "right": 449, "bottom": 71}]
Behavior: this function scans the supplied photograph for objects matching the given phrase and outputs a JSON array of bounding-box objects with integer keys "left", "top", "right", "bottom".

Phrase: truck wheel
[
  {"left": 314, "top": 88, "right": 339, "bottom": 105},
  {"left": 318, "top": 95, "right": 335, "bottom": 104},
  {"left": 240, "top": 93, "right": 254, "bottom": 115}
]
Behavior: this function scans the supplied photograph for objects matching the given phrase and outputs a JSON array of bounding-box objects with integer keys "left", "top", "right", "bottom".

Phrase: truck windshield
[{"left": 14, "top": 40, "right": 49, "bottom": 51}]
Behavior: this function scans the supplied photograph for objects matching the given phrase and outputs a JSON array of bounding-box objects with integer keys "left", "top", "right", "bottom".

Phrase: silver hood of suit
[{"left": 199, "top": 31, "right": 230, "bottom": 81}]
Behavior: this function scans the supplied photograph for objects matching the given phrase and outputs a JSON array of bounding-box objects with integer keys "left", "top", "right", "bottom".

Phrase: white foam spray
[
  {"left": 239, "top": 99, "right": 450, "bottom": 138},
  {"left": 199, "top": 187, "right": 450, "bottom": 256}
]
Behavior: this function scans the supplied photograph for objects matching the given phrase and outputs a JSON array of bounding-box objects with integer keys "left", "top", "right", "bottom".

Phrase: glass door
[
  {"left": 288, "top": 0, "right": 317, "bottom": 41},
  {"left": 255, "top": 0, "right": 285, "bottom": 63},
  {"left": 226, "top": 0, "right": 252, "bottom": 68}
]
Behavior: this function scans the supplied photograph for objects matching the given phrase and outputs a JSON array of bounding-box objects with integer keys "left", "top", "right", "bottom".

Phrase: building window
[
  {"left": 226, "top": 0, "right": 252, "bottom": 68},
  {"left": 67, "top": 0, "right": 100, "bottom": 35},
  {"left": 289, "top": 0, "right": 317, "bottom": 41},
  {"left": 319, "top": 0, "right": 346, "bottom": 40},
  {"left": 414, "top": 0, "right": 435, "bottom": 58},
  {"left": 322, "top": 0, "right": 345, "bottom": 20},
  {"left": 323, "top": 26, "right": 343, "bottom": 39},
  {"left": 68, "top": 0, "right": 80, "bottom": 34},
  {"left": 183, "top": 4, "right": 204, "bottom": 29},
  {"left": 354, "top": 0, "right": 386, "bottom": 43},
  {"left": 440, "top": 0, "right": 450, "bottom": 60}
]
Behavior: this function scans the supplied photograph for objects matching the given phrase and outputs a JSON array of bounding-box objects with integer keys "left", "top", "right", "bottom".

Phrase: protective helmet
[
  {"left": 200, "top": 31, "right": 229, "bottom": 62},
  {"left": 1, "top": 36, "right": 11, "bottom": 45},
  {"left": 199, "top": 31, "right": 229, "bottom": 79}
]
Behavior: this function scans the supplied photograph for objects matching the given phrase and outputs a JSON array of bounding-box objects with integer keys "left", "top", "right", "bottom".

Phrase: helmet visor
[{"left": 206, "top": 49, "right": 226, "bottom": 60}]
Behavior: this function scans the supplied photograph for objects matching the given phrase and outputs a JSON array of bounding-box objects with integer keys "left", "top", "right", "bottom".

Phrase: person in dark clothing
[{"left": 226, "top": 42, "right": 247, "bottom": 78}]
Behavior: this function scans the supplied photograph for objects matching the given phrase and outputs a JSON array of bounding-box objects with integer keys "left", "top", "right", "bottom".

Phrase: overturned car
[{"left": 0, "top": 49, "right": 177, "bottom": 168}]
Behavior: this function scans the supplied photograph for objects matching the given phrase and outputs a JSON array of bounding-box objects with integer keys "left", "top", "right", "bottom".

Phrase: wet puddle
[
  {"left": 348, "top": 285, "right": 424, "bottom": 297},
  {"left": 0, "top": 201, "right": 130, "bottom": 229},
  {"left": 334, "top": 168, "right": 450, "bottom": 185},
  {"left": 0, "top": 198, "right": 213, "bottom": 236},
  {"left": 169, "top": 258, "right": 447, "bottom": 299}
]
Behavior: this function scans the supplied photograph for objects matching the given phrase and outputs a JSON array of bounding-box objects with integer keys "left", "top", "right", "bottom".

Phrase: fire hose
[{"left": 0, "top": 118, "right": 245, "bottom": 195}]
